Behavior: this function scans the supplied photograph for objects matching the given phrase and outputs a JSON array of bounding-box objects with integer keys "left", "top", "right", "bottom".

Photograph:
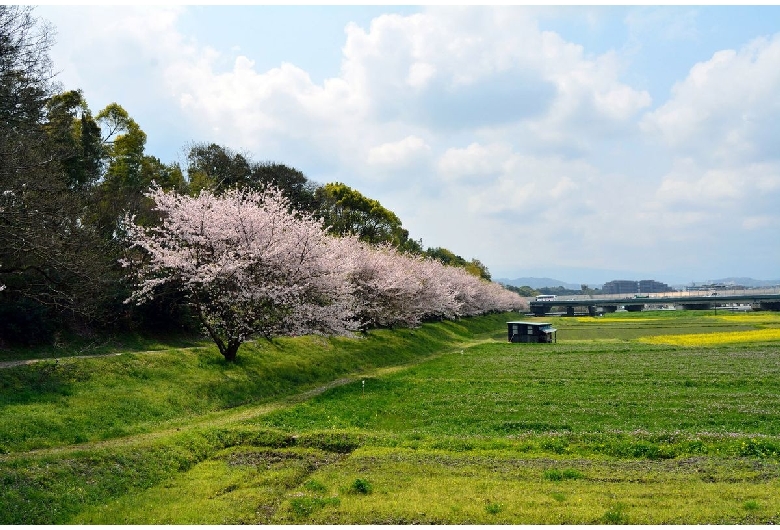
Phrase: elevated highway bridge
[{"left": 529, "top": 293, "right": 780, "bottom": 317}]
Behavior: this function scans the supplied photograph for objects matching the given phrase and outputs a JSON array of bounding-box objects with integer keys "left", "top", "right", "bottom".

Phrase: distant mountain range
[
  {"left": 497, "top": 276, "right": 780, "bottom": 290},
  {"left": 497, "top": 277, "right": 583, "bottom": 290},
  {"left": 695, "top": 277, "right": 780, "bottom": 288}
]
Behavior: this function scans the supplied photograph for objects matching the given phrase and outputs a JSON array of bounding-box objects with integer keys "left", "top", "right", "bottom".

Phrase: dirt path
[
  {"left": 0, "top": 353, "right": 124, "bottom": 369},
  {"left": 0, "top": 346, "right": 205, "bottom": 369}
]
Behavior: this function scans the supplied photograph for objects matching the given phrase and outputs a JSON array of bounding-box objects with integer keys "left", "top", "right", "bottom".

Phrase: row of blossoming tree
[{"left": 122, "top": 185, "right": 526, "bottom": 361}]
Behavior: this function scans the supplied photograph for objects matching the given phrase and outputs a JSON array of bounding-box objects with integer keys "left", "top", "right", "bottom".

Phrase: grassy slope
[
  {"left": 0, "top": 313, "right": 509, "bottom": 523},
  {"left": 3, "top": 311, "right": 780, "bottom": 523},
  {"left": 0, "top": 317, "right": 504, "bottom": 453}
]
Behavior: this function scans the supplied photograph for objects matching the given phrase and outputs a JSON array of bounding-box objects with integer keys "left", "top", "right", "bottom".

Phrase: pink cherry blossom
[
  {"left": 122, "top": 185, "right": 357, "bottom": 361},
  {"left": 122, "top": 184, "right": 527, "bottom": 361}
]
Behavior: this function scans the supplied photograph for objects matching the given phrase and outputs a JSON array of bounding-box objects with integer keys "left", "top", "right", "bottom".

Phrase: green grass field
[{"left": 2, "top": 310, "right": 780, "bottom": 523}]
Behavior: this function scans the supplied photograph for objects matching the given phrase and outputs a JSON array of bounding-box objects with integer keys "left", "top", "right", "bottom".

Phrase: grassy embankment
[{"left": 2, "top": 310, "right": 780, "bottom": 523}]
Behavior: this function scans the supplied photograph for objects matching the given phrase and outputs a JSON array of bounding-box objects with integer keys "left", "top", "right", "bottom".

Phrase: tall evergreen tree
[{"left": 0, "top": 7, "right": 119, "bottom": 344}]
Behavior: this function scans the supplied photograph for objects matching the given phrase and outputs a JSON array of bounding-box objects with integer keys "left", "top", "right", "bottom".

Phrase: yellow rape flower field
[
  {"left": 710, "top": 313, "right": 780, "bottom": 324},
  {"left": 575, "top": 317, "right": 664, "bottom": 323},
  {"left": 655, "top": 312, "right": 780, "bottom": 346},
  {"left": 640, "top": 327, "right": 780, "bottom": 346}
]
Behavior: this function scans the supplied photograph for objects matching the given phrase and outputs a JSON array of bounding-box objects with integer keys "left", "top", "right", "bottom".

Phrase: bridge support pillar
[
  {"left": 588, "top": 305, "right": 597, "bottom": 316},
  {"left": 625, "top": 304, "right": 644, "bottom": 312},
  {"left": 603, "top": 305, "right": 618, "bottom": 313},
  {"left": 680, "top": 303, "right": 713, "bottom": 311},
  {"left": 566, "top": 306, "right": 575, "bottom": 317}
]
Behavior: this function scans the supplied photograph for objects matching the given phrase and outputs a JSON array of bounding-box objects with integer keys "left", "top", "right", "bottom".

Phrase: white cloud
[
  {"left": 549, "top": 176, "right": 578, "bottom": 199},
  {"left": 338, "top": 7, "right": 651, "bottom": 138},
  {"left": 742, "top": 216, "right": 774, "bottom": 230},
  {"left": 460, "top": 154, "right": 599, "bottom": 217},
  {"left": 134, "top": 5, "right": 657, "bottom": 190},
  {"left": 38, "top": 6, "right": 780, "bottom": 281},
  {"left": 436, "top": 143, "right": 513, "bottom": 182},
  {"left": 647, "top": 158, "right": 780, "bottom": 259},
  {"left": 406, "top": 62, "right": 436, "bottom": 89},
  {"left": 367, "top": 136, "right": 431, "bottom": 167},
  {"left": 656, "top": 159, "right": 743, "bottom": 204},
  {"left": 43, "top": 7, "right": 188, "bottom": 99},
  {"left": 642, "top": 34, "right": 780, "bottom": 164},
  {"left": 594, "top": 82, "right": 652, "bottom": 122},
  {"left": 624, "top": 7, "right": 700, "bottom": 43}
]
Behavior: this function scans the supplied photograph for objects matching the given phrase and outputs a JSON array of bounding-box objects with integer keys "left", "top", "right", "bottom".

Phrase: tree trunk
[
  {"left": 222, "top": 339, "right": 241, "bottom": 362},
  {"left": 192, "top": 297, "right": 241, "bottom": 362}
]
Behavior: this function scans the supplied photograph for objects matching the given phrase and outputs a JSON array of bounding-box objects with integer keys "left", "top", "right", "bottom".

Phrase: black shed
[{"left": 507, "top": 321, "right": 557, "bottom": 343}]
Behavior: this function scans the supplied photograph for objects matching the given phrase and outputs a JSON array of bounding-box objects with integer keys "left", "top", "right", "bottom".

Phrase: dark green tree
[
  {"left": 424, "top": 247, "right": 491, "bottom": 281},
  {"left": 185, "top": 143, "right": 320, "bottom": 213},
  {"left": 0, "top": 7, "right": 119, "bottom": 343},
  {"left": 0, "top": 6, "right": 54, "bottom": 190},
  {"left": 315, "top": 182, "right": 420, "bottom": 250},
  {"left": 465, "top": 258, "right": 491, "bottom": 282},
  {"left": 90, "top": 103, "right": 156, "bottom": 237},
  {"left": 425, "top": 247, "right": 462, "bottom": 267},
  {"left": 185, "top": 142, "right": 252, "bottom": 194},
  {"left": 44, "top": 89, "right": 104, "bottom": 190},
  {"left": 142, "top": 156, "right": 186, "bottom": 192},
  {"left": 502, "top": 284, "right": 538, "bottom": 297},
  {"left": 250, "top": 161, "right": 320, "bottom": 213},
  {"left": 98, "top": 103, "right": 147, "bottom": 184}
]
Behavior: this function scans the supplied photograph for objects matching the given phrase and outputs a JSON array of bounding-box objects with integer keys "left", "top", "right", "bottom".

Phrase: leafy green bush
[
  {"left": 543, "top": 468, "right": 584, "bottom": 481},
  {"left": 348, "top": 478, "right": 373, "bottom": 495}
]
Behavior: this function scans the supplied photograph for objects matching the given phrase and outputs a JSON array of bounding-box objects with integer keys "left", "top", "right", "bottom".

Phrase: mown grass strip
[{"left": 256, "top": 341, "right": 780, "bottom": 437}]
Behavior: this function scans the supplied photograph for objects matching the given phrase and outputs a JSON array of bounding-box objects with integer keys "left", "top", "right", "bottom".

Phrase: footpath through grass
[{"left": 2, "top": 310, "right": 780, "bottom": 523}]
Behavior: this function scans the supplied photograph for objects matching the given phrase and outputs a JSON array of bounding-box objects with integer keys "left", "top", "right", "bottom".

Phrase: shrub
[
  {"left": 543, "top": 468, "right": 584, "bottom": 481},
  {"left": 348, "top": 478, "right": 373, "bottom": 495}
]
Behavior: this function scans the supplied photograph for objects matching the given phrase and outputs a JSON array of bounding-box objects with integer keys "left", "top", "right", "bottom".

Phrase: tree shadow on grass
[{"left": 0, "top": 360, "right": 87, "bottom": 408}]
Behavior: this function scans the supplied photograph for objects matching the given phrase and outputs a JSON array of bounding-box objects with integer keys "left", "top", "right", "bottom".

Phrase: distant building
[
  {"left": 602, "top": 279, "right": 674, "bottom": 295},
  {"left": 639, "top": 280, "right": 673, "bottom": 293},
  {"left": 602, "top": 280, "right": 638, "bottom": 295}
]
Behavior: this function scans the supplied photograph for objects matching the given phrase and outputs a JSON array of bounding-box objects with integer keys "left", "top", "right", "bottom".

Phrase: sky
[{"left": 34, "top": 5, "right": 780, "bottom": 286}]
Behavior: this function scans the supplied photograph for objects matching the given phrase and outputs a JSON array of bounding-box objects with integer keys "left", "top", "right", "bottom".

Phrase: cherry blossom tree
[
  {"left": 340, "top": 238, "right": 526, "bottom": 328},
  {"left": 122, "top": 185, "right": 357, "bottom": 361},
  {"left": 340, "top": 240, "right": 437, "bottom": 329},
  {"left": 121, "top": 181, "right": 525, "bottom": 362},
  {"left": 408, "top": 255, "right": 526, "bottom": 320}
]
